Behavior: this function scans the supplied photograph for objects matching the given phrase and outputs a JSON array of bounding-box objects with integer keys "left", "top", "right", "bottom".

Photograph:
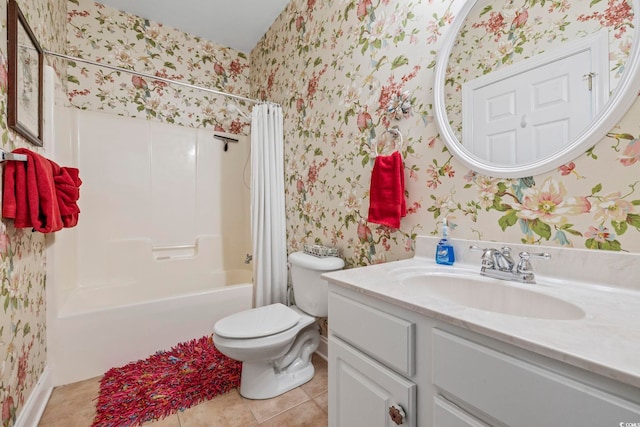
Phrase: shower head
[{"left": 226, "top": 102, "right": 250, "bottom": 120}]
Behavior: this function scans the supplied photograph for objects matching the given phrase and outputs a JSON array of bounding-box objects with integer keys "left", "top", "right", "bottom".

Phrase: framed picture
[{"left": 7, "top": 0, "right": 43, "bottom": 147}]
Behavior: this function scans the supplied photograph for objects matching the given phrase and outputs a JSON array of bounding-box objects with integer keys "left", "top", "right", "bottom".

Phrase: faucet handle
[
  {"left": 516, "top": 252, "right": 533, "bottom": 275},
  {"left": 519, "top": 251, "right": 551, "bottom": 261},
  {"left": 516, "top": 251, "right": 551, "bottom": 274}
]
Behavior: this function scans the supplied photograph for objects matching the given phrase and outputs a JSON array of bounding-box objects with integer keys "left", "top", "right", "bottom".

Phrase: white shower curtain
[{"left": 251, "top": 103, "right": 287, "bottom": 307}]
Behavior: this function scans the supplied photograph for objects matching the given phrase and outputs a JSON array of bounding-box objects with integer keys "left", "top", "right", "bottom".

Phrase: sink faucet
[
  {"left": 470, "top": 245, "right": 550, "bottom": 284},
  {"left": 484, "top": 247, "right": 515, "bottom": 271}
]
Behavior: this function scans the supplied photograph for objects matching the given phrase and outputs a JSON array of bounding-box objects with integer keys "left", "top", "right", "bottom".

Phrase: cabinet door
[{"left": 329, "top": 336, "right": 416, "bottom": 427}]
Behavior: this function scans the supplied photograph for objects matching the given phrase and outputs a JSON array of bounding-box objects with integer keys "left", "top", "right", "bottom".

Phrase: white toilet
[{"left": 213, "top": 251, "right": 344, "bottom": 399}]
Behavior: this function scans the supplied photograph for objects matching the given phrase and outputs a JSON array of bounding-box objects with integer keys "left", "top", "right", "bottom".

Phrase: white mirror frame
[{"left": 434, "top": 0, "right": 640, "bottom": 178}]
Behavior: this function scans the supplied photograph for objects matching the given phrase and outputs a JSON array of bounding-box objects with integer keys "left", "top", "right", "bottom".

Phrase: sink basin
[
  {"left": 400, "top": 272, "right": 585, "bottom": 320},
  {"left": 387, "top": 265, "right": 471, "bottom": 281}
]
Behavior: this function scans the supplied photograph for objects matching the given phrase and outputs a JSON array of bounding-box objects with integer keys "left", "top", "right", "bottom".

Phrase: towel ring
[{"left": 372, "top": 127, "right": 403, "bottom": 157}]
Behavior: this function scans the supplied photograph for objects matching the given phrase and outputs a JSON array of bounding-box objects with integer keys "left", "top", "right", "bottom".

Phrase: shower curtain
[{"left": 251, "top": 103, "right": 287, "bottom": 307}]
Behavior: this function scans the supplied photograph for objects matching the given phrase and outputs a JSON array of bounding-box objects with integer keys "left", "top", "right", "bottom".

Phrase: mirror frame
[{"left": 434, "top": 0, "right": 640, "bottom": 178}]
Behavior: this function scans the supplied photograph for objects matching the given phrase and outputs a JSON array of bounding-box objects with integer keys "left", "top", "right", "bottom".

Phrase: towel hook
[{"left": 372, "top": 127, "right": 403, "bottom": 157}]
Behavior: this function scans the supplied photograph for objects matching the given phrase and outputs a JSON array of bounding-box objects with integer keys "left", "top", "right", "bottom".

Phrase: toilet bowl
[
  {"left": 213, "top": 304, "right": 319, "bottom": 399},
  {"left": 212, "top": 251, "right": 344, "bottom": 399}
]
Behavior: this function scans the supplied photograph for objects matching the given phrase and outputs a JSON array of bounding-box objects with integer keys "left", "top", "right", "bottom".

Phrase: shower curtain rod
[{"left": 43, "top": 50, "right": 262, "bottom": 105}]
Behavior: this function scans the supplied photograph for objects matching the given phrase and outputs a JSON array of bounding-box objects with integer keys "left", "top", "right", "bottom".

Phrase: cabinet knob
[{"left": 389, "top": 404, "right": 406, "bottom": 425}]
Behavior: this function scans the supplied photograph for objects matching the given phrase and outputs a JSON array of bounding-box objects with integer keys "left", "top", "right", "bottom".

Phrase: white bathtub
[
  {"left": 46, "top": 106, "right": 254, "bottom": 386},
  {"left": 47, "top": 271, "right": 253, "bottom": 386}
]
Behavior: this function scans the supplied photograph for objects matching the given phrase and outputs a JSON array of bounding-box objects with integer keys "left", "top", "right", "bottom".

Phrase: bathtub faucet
[{"left": 244, "top": 254, "right": 253, "bottom": 264}]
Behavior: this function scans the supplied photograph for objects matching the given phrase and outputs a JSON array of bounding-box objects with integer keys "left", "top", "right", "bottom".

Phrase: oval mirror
[{"left": 434, "top": 0, "right": 640, "bottom": 178}]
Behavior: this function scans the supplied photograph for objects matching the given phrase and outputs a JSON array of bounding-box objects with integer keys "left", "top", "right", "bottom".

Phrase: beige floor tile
[
  {"left": 141, "top": 414, "right": 181, "bottom": 426},
  {"left": 38, "top": 377, "right": 101, "bottom": 427},
  {"left": 179, "top": 389, "right": 258, "bottom": 427},
  {"left": 301, "top": 358, "right": 328, "bottom": 398},
  {"left": 313, "top": 391, "right": 328, "bottom": 412},
  {"left": 245, "top": 387, "right": 311, "bottom": 423},
  {"left": 258, "top": 400, "right": 328, "bottom": 427}
]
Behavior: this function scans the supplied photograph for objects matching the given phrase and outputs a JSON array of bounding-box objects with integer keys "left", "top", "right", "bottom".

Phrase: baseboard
[
  {"left": 316, "top": 335, "right": 328, "bottom": 361},
  {"left": 14, "top": 366, "right": 53, "bottom": 427}
]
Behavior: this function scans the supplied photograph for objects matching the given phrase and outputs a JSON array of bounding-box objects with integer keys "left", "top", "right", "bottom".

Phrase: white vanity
[{"left": 323, "top": 236, "right": 640, "bottom": 427}]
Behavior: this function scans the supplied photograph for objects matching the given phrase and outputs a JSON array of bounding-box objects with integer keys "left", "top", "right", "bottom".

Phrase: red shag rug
[{"left": 91, "top": 335, "right": 241, "bottom": 427}]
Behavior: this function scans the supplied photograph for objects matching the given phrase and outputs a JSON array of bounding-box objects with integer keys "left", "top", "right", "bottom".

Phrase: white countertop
[{"left": 322, "top": 237, "right": 640, "bottom": 389}]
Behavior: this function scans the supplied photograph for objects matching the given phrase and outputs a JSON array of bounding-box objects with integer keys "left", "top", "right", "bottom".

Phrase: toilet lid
[{"left": 214, "top": 303, "right": 301, "bottom": 339}]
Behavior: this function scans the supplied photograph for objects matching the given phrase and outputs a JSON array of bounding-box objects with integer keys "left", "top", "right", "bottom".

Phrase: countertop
[{"left": 322, "top": 239, "right": 640, "bottom": 389}]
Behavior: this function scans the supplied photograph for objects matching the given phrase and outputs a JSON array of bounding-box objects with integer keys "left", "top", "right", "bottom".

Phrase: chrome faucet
[{"left": 470, "top": 245, "right": 550, "bottom": 284}]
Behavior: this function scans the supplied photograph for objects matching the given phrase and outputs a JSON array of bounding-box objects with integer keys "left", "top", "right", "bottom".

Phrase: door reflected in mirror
[
  {"left": 461, "top": 30, "right": 610, "bottom": 165},
  {"left": 434, "top": 0, "right": 640, "bottom": 177}
]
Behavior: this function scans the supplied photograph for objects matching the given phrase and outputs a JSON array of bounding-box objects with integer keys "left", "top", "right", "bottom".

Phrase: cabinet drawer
[
  {"left": 329, "top": 291, "right": 415, "bottom": 376},
  {"left": 433, "top": 329, "right": 640, "bottom": 427}
]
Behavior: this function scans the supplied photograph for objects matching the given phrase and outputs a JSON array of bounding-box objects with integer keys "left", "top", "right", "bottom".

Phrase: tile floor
[{"left": 38, "top": 354, "right": 328, "bottom": 427}]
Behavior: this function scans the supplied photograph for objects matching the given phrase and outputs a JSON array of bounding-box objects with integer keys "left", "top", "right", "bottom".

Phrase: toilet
[{"left": 212, "top": 251, "right": 344, "bottom": 399}]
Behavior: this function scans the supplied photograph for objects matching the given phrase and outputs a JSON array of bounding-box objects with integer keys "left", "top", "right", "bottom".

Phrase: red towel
[
  {"left": 2, "top": 148, "right": 81, "bottom": 233},
  {"left": 367, "top": 151, "right": 406, "bottom": 228},
  {"left": 55, "top": 167, "right": 82, "bottom": 228}
]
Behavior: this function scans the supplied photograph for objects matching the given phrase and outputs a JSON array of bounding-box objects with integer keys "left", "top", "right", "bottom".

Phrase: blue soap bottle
[{"left": 435, "top": 219, "right": 455, "bottom": 265}]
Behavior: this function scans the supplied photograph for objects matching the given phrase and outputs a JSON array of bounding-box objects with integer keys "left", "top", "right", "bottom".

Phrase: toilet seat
[
  {"left": 213, "top": 303, "right": 301, "bottom": 339},
  {"left": 212, "top": 308, "right": 316, "bottom": 359}
]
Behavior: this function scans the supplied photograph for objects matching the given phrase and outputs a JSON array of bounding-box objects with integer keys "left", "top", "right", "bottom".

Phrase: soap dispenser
[{"left": 435, "top": 217, "right": 455, "bottom": 265}]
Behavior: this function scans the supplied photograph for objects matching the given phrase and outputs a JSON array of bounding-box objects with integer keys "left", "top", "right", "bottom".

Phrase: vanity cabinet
[{"left": 327, "top": 285, "right": 640, "bottom": 427}]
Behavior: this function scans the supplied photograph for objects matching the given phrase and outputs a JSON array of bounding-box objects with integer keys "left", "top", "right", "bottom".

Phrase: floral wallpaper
[
  {"left": 445, "top": 0, "right": 634, "bottom": 138},
  {"left": 66, "top": 0, "right": 252, "bottom": 135},
  {"left": 0, "top": 0, "right": 67, "bottom": 426},
  {"left": 250, "top": 0, "right": 640, "bottom": 269}
]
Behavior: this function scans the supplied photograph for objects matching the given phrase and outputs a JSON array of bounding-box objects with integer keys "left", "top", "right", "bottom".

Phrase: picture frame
[{"left": 7, "top": 0, "right": 43, "bottom": 147}]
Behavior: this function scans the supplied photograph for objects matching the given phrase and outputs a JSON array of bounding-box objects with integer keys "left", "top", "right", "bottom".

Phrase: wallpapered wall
[
  {"left": 250, "top": 0, "right": 640, "bottom": 268},
  {"left": 0, "top": 0, "right": 66, "bottom": 425},
  {"left": 66, "top": 0, "right": 252, "bottom": 134}
]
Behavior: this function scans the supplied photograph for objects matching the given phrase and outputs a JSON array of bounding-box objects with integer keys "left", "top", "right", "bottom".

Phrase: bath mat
[{"left": 91, "top": 335, "right": 241, "bottom": 427}]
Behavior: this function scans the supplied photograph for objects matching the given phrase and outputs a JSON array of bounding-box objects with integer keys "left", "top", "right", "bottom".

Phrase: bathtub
[
  {"left": 47, "top": 270, "right": 253, "bottom": 386},
  {"left": 46, "top": 106, "right": 254, "bottom": 386}
]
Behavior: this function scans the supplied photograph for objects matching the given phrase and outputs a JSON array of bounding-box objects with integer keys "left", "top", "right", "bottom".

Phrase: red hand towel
[
  {"left": 2, "top": 148, "right": 81, "bottom": 233},
  {"left": 55, "top": 166, "right": 82, "bottom": 228},
  {"left": 367, "top": 151, "right": 406, "bottom": 228}
]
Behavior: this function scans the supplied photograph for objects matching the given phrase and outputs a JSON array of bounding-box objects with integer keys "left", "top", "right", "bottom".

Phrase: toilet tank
[{"left": 288, "top": 251, "right": 344, "bottom": 317}]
